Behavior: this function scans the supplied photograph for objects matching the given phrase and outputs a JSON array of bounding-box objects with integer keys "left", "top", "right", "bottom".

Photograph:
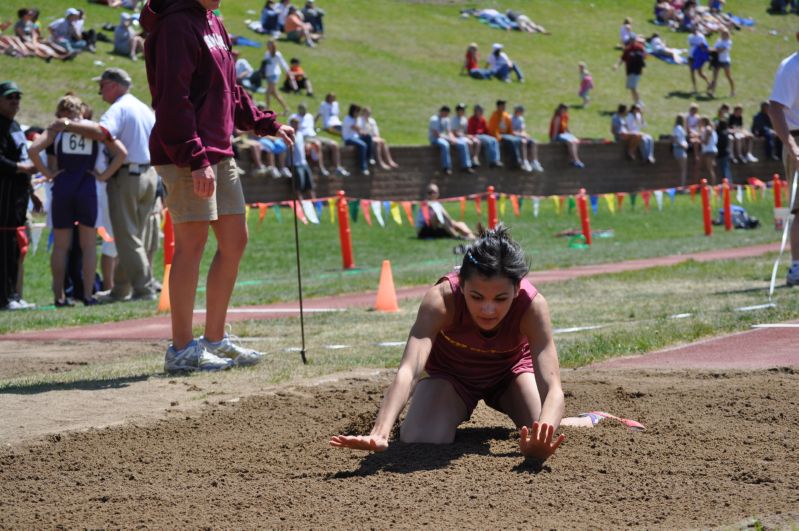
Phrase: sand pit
[{"left": 1, "top": 368, "right": 797, "bottom": 528}]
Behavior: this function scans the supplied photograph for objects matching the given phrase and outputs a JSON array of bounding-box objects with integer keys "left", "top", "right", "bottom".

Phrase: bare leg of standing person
[
  {"left": 202, "top": 214, "right": 247, "bottom": 342},
  {"left": 169, "top": 221, "right": 209, "bottom": 350}
]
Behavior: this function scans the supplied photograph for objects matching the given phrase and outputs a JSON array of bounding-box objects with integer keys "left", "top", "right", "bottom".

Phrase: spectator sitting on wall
[
  {"left": 289, "top": 115, "right": 315, "bottom": 201},
  {"left": 282, "top": 57, "right": 313, "bottom": 97},
  {"left": 112, "top": 12, "right": 144, "bottom": 61},
  {"left": 294, "top": 103, "right": 349, "bottom": 177},
  {"left": 549, "top": 103, "right": 584, "bottom": 168},
  {"left": 316, "top": 92, "right": 342, "bottom": 135},
  {"left": 511, "top": 105, "right": 544, "bottom": 172},
  {"left": 343, "top": 103, "right": 373, "bottom": 176},
  {"left": 466, "top": 104, "right": 502, "bottom": 168},
  {"left": 751, "top": 101, "right": 781, "bottom": 161},
  {"left": 358, "top": 106, "right": 398, "bottom": 170},
  {"left": 488, "top": 100, "right": 524, "bottom": 170},
  {"left": 429, "top": 105, "right": 474, "bottom": 175},
  {"left": 452, "top": 102, "right": 482, "bottom": 167},
  {"left": 302, "top": 0, "right": 324, "bottom": 35},
  {"left": 673, "top": 114, "right": 689, "bottom": 188},
  {"left": 626, "top": 103, "right": 655, "bottom": 164},
  {"left": 728, "top": 105, "right": 758, "bottom": 164},
  {"left": 416, "top": 184, "right": 476, "bottom": 240},
  {"left": 610, "top": 104, "right": 642, "bottom": 160}
]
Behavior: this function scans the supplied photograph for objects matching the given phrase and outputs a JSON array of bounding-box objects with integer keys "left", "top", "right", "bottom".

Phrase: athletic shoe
[
  {"left": 320, "top": 168, "right": 330, "bottom": 177},
  {"left": 531, "top": 160, "right": 544, "bottom": 172},
  {"left": 254, "top": 166, "right": 269, "bottom": 177},
  {"left": 164, "top": 340, "right": 234, "bottom": 373},
  {"left": 199, "top": 333, "right": 264, "bottom": 366},
  {"left": 368, "top": 158, "right": 377, "bottom": 166},
  {"left": 280, "top": 167, "right": 292, "bottom": 178},
  {"left": 571, "top": 160, "right": 585, "bottom": 169},
  {"left": 268, "top": 166, "right": 281, "bottom": 179},
  {"left": 83, "top": 297, "right": 99, "bottom": 307},
  {"left": 55, "top": 298, "right": 75, "bottom": 308},
  {"left": 362, "top": 169, "right": 370, "bottom": 176},
  {"left": 787, "top": 263, "right": 799, "bottom": 287},
  {"left": 335, "top": 166, "right": 350, "bottom": 177},
  {"left": 746, "top": 153, "right": 759, "bottom": 163},
  {"left": 521, "top": 161, "right": 532, "bottom": 172}
]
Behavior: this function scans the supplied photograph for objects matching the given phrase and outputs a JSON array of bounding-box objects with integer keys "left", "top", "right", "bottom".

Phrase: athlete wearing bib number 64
[{"left": 29, "top": 94, "right": 127, "bottom": 307}]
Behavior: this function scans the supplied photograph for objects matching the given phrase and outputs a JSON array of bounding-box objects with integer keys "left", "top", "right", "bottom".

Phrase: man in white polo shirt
[
  {"left": 768, "top": 34, "right": 799, "bottom": 286},
  {"left": 50, "top": 68, "right": 158, "bottom": 300}
]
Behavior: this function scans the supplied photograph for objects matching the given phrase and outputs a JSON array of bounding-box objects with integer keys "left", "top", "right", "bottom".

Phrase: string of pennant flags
[{"left": 241, "top": 176, "right": 784, "bottom": 228}]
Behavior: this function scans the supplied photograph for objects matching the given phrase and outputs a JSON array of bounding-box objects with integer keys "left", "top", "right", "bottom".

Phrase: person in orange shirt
[
  {"left": 548, "top": 103, "right": 584, "bottom": 168},
  {"left": 284, "top": 6, "right": 319, "bottom": 48},
  {"left": 487, "top": 100, "right": 524, "bottom": 170},
  {"left": 282, "top": 57, "right": 313, "bottom": 97}
]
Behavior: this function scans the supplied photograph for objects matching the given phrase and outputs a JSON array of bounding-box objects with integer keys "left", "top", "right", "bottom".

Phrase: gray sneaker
[
  {"left": 199, "top": 333, "right": 264, "bottom": 367},
  {"left": 164, "top": 340, "right": 234, "bottom": 373}
]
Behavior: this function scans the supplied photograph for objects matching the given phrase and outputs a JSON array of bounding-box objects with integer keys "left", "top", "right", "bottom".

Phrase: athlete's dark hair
[{"left": 459, "top": 224, "right": 529, "bottom": 285}]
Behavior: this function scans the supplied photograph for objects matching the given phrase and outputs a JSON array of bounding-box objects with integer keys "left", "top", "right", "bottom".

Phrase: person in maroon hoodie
[{"left": 142, "top": 0, "right": 295, "bottom": 373}]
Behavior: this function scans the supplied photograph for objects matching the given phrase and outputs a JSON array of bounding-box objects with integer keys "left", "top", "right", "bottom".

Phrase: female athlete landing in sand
[{"left": 331, "top": 225, "right": 642, "bottom": 462}]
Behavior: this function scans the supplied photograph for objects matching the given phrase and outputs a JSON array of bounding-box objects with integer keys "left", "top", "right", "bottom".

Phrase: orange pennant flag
[
  {"left": 360, "top": 200, "right": 372, "bottom": 226},
  {"left": 258, "top": 203, "right": 268, "bottom": 224},
  {"left": 402, "top": 201, "right": 414, "bottom": 225},
  {"left": 421, "top": 201, "right": 430, "bottom": 225},
  {"left": 460, "top": 197, "right": 466, "bottom": 220},
  {"left": 294, "top": 201, "right": 308, "bottom": 225},
  {"left": 97, "top": 226, "right": 114, "bottom": 243},
  {"left": 510, "top": 194, "right": 520, "bottom": 217},
  {"left": 474, "top": 196, "right": 482, "bottom": 216}
]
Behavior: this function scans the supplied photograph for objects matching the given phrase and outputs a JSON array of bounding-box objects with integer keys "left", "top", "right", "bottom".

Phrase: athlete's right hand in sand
[
  {"left": 329, "top": 434, "right": 389, "bottom": 452},
  {"left": 519, "top": 422, "right": 565, "bottom": 461}
]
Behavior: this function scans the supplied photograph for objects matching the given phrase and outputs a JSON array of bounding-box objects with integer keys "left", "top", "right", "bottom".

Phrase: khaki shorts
[
  {"left": 784, "top": 143, "right": 799, "bottom": 214},
  {"left": 158, "top": 157, "right": 245, "bottom": 224}
]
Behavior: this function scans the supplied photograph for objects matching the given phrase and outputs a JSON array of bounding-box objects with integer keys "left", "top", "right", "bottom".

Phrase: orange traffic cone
[
  {"left": 157, "top": 263, "right": 171, "bottom": 313},
  {"left": 374, "top": 259, "right": 399, "bottom": 312}
]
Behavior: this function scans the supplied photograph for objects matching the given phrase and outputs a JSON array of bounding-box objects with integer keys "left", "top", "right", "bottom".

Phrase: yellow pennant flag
[
  {"left": 328, "top": 198, "right": 336, "bottom": 223},
  {"left": 745, "top": 184, "right": 754, "bottom": 202},
  {"left": 604, "top": 193, "right": 616, "bottom": 214},
  {"left": 499, "top": 193, "right": 507, "bottom": 217},
  {"left": 390, "top": 202, "right": 403, "bottom": 225},
  {"left": 552, "top": 195, "right": 561, "bottom": 215},
  {"left": 245, "top": 204, "right": 251, "bottom": 222}
]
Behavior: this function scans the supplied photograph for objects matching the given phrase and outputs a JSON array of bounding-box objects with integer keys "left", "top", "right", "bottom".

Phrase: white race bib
[{"left": 61, "top": 132, "right": 92, "bottom": 155}]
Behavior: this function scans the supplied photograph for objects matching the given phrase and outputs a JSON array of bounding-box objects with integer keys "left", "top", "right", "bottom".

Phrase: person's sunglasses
[{"left": 4, "top": 94, "right": 21, "bottom": 100}]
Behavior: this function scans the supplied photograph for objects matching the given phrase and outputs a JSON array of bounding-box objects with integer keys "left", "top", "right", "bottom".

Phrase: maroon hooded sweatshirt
[{"left": 141, "top": 0, "right": 281, "bottom": 171}]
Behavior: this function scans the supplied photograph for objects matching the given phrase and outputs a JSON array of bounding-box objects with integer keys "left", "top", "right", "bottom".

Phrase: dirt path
[{"left": 1, "top": 368, "right": 797, "bottom": 529}]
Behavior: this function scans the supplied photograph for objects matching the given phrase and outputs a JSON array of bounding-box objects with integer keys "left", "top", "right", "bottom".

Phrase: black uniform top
[{"left": 0, "top": 115, "right": 32, "bottom": 227}]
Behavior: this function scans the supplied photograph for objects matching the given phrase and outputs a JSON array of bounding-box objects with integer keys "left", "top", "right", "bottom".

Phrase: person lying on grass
[{"left": 331, "top": 224, "right": 608, "bottom": 462}]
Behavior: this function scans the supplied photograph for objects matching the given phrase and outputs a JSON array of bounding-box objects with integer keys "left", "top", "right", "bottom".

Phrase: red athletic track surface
[{"left": 2, "top": 242, "right": 796, "bottom": 372}]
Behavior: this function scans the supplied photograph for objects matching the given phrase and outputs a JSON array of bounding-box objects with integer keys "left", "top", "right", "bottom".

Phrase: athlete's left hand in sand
[
  {"left": 519, "top": 421, "right": 565, "bottom": 461},
  {"left": 329, "top": 433, "right": 389, "bottom": 452}
]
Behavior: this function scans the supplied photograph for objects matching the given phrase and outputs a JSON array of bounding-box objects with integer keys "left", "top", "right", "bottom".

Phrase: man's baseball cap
[
  {"left": 455, "top": 102, "right": 466, "bottom": 111},
  {"left": 0, "top": 81, "right": 22, "bottom": 97},
  {"left": 492, "top": 43, "right": 503, "bottom": 51},
  {"left": 92, "top": 68, "right": 132, "bottom": 87},
  {"left": 65, "top": 7, "right": 80, "bottom": 16}
]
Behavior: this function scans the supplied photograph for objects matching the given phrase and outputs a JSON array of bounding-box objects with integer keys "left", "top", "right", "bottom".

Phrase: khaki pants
[
  {"left": 106, "top": 165, "right": 158, "bottom": 299},
  {"left": 784, "top": 141, "right": 799, "bottom": 214},
  {"left": 158, "top": 158, "right": 245, "bottom": 224}
]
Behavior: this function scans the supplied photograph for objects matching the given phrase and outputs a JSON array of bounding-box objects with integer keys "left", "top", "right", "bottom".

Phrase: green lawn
[
  {"left": 1, "top": 0, "right": 794, "bottom": 144},
  {"left": 2, "top": 190, "right": 790, "bottom": 335}
]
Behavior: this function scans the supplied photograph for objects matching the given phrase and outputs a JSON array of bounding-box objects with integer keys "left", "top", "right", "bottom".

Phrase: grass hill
[{"left": 1, "top": 0, "right": 795, "bottom": 144}]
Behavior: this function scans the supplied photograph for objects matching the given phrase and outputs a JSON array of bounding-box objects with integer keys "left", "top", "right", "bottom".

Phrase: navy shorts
[{"left": 51, "top": 174, "right": 97, "bottom": 229}]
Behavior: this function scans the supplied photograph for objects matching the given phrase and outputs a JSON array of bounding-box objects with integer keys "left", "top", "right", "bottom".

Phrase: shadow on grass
[
  {"left": 665, "top": 90, "right": 714, "bottom": 101},
  {"left": 326, "top": 426, "right": 514, "bottom": 478},
  {"left": 0, "top": 373, "right": 152, "bottom": 395}
]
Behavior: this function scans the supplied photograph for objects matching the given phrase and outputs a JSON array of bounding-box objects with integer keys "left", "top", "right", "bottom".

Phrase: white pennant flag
[
  {"left": 736, "top": 185, "right": 743, "bottom": 204},
  {"left": 533, "top": 197, "right": 540, "bottom": 218},
  {"left": 301, "top": 200, "right": 320, "bottom": 224},
  {"left": 31, "top": 222, "right": 45, "bottom": 255},
  {"left": 371, "top": 200, "right": 385, "bottom": 227},
  {"left": 653, "top": 190, "right": 664, "bottom": 211},
  {"left": 429, "top": 201, "right": 446, "bottom": 224}
]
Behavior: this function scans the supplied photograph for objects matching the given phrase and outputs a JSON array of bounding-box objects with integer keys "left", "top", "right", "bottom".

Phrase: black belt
[{"left": 121, "top": 163, "right": 151, "bottom": 175}]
